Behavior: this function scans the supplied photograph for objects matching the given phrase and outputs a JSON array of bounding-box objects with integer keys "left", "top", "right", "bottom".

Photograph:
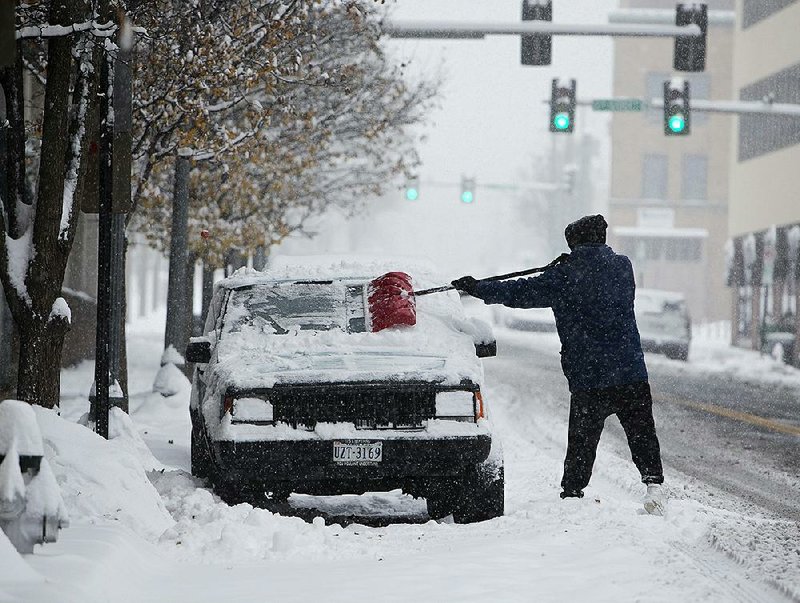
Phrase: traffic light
[
  {"left": 521, "top": 0, "right": 552, "bottom": 66},
  {"left": 460, "top": 176, "right": 476, "bottom": 204},
  {"left": 663, "top": 78, "right": 690, "bottom": 136},
  {"left": 674, "top": 3, "right": 707, "bottom": 72},
  {"left": 405, "top": 177, "right": 420, "bottom": 201},
  {"left": 550, "top": 78, "right": 576, "bottom": 133}
]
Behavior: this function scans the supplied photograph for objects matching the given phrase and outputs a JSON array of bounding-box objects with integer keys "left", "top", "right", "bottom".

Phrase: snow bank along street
[{"left": 0, "top": 314, "right": 797, "bottom": 602}]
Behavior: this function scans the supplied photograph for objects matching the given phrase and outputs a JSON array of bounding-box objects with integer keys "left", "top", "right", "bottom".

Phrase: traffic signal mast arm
[
  {"left": 650, "top": 97, "right": 800, "bottom": 117},
  {"left": 561, "top": 96, "right": 800, "bottom": 118},
  {"left": 382, "top": 20, "right": 702, "bottom": 39}
]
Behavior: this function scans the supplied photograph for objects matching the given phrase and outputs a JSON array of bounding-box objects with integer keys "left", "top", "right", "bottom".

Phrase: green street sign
[{"left": 591, "top": 99, "right": 644, "bottom": 112}]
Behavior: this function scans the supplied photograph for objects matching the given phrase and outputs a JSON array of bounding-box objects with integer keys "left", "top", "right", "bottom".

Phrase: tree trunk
[{"left": 16, "top": 319, "right": 69, "bottom": 408}]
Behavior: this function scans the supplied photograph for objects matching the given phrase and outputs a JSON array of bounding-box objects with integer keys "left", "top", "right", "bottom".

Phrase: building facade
[
  {"left": 727, "top": 0, "right": 800, "bottom": 362},
  {"left": 608, "top": 0, "right": 735, "bottom": 324}
]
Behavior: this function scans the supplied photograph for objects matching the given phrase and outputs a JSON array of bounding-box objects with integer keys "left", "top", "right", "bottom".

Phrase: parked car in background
[
  {"left": 186, "top": 259, "right": 504, "bottom": 523},
  {"left": 634, "top": 289, "right": 691, "bottom": 361},
  {"left": 492, "top": 306, "right": 558, "bottom": 333}
]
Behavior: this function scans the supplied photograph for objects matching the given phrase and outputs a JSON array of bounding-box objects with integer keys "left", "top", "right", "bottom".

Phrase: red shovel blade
[{"left": 367, "top": 271, "right": 417, "bottom": 332}]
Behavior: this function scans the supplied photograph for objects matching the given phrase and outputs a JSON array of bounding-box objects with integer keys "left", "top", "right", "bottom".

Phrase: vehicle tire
[
  {"left": 453, "top": 464, "right": 504, "bottom": 524},
  {"left": 426, "top": 490, "right": 457, "bottom": 520},
  {"left": 666, "top": 346, "right": 689, "bottom": 362},
  {"left": 190, "top": 422, "right": 211, "bottom": 479},
  {"left": 213, "top": 478, "right": 266, "bottom": 506}
]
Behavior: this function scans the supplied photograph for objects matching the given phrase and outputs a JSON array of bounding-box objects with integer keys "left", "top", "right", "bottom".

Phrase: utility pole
[
  {"left": 0, "top": 1, "right": 14, "bottom": 68},
  {"left": 164, "top": 152, "right": 191, "bottom": 357},
  {"left": 94, "top": 39, "right": 113, "bottom": 439},
  {"left": 93, "top": 5, "right": 133, "bottom": 437}
]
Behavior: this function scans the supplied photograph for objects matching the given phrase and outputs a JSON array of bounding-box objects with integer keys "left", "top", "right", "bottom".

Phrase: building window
[
  {"left": 665, "top": 238, "right": 703, "bottom": 262},
  {"left": 642, "top": 154, "right": 668, "bottom": 200},
  {"left": 617, "top": 237, "right": 703, "bottom": 264},
  {"left": 681, "top": 154, "right": 708, "bottom": 200},
  {"left": 645, "top": 72, "right": 710, "bottom": 126},
  {"left": 743, "top": 0, "right": 798, "bottom": 29},
  {"left": 739, "top": 62, "right": 800, "bottom": 161}
]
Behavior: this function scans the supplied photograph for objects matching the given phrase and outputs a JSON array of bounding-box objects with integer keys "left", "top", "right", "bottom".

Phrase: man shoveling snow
[{"left": 451, "top": 214, "right": 666, "bottom": 515}]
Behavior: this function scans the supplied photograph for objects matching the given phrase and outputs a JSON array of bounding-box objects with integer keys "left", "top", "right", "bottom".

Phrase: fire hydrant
[{"left": 0, "top": 399, "right": 69, "bottom": 554}]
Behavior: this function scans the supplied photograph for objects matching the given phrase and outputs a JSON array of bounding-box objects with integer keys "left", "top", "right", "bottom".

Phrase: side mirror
[
  {"left": 185, "top": 337, "right": 212, "bottom": 364},
  {"left": 467, "top": 317, "right": 497, "bottom": 358}
]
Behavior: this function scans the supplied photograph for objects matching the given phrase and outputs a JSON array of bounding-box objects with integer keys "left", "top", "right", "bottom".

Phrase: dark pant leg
[
  {"left": 614, "top": 382, "right": 664, "bottom": 484},
  {"left": 561, "top": 390, "right": 609, "bottom": 493}
]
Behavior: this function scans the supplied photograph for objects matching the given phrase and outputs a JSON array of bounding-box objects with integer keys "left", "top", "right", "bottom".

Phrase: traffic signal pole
[{"left": 383, "top": 20, "right": 701, "bottom": 40}]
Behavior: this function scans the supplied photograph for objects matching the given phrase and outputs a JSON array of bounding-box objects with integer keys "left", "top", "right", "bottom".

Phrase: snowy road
[
  {"left": 4, "top": 321, "right": 799, "bottom": 602},
  {"left": 490, "top": 331, "right": 800, "bottom": 521}
]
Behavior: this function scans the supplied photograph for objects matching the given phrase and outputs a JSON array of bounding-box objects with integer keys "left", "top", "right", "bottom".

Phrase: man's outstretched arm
[{"left": 452, "top": 268, "right": 564, "bottom": 309}]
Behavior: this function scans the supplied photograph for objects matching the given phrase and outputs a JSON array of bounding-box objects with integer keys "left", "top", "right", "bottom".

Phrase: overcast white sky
[
  {"left": 280, "top": 0, "right": 620, "bottom": 275},
  {"left": 386, "top": 0, "right": 617, "bottom": 187}
]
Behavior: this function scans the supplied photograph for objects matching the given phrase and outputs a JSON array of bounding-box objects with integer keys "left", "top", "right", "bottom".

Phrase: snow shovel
[{"left": 367, "top": 254, "right": 569, "bottom": 332}]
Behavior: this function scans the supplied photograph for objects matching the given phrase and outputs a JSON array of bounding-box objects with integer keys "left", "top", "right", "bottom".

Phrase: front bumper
[{"left": 211, "top": 434, "right": 492, "bottom": 493}]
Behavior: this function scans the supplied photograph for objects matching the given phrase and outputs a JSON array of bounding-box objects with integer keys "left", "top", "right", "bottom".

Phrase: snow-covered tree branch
[{"left": 128, "top": 0, "right": 437, "bottom": 267}]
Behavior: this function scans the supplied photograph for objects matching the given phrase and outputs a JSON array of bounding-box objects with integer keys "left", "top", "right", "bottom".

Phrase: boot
[{"left": 643, "top": 483, "right": 666, "bottom": 516}]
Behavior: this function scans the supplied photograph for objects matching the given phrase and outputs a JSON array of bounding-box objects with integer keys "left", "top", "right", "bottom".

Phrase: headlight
[
  {"left": 435, "top": 391, "right": 478, "bottom": 422},
  {"left": 230, "top": 396, "right": 274, "bottom": 424}
]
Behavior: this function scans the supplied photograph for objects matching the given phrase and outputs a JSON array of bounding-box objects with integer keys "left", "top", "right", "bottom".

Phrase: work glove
[{"left": 451, "top": 275, "right": 480, "bottom": 296}]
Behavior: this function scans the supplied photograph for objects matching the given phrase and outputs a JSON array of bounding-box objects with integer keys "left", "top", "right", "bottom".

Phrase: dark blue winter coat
[{"left": 473, "top": 244, "right": 648, "bottom": 392}]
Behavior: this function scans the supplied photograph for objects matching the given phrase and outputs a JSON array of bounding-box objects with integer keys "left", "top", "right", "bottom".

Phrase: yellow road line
[{"left": 654, "top": 393, "right": 800, "bottom": 437}]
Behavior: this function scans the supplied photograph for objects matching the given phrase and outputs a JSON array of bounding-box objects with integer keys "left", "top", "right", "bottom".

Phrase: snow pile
[
  {"left": 151, "top": 470, "right": 360, "bottom": 563},
  {"left": 153, "top": 363, "right": 190, "bottom": 397},
  {"left": 0, "top": 529, "right": 42, "bottom": 583},
  {"left": 0, "top": 400, "right": 69, "bottom": 555},
  {"left": 33, "top": 406, "right": 173, "bottom": 541},
  {"left": 160, "top": 345, "right": 185, "bottom": 366},
  {"left": 648, "top": 336, "right": 800, "bottom": 387},
  {"left": 153, "top": 346, "right": 190, "bottom": 397}
]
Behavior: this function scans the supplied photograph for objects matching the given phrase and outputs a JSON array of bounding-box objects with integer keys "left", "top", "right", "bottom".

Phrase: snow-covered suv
[{"left": 186, "top": 260, "right": 504, "bottom": 523}]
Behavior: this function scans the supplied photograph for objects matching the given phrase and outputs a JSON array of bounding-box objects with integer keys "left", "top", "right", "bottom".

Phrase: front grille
[{"left": 271, "top": 384, "right": 437, "bottom": 430}]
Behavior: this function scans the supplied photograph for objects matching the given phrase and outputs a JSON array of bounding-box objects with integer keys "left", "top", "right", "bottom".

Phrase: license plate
[{"left": 332, "top": 440, "right": 383, "bottom": 465}]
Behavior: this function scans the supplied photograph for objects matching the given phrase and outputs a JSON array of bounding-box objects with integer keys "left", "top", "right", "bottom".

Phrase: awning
[{"left": 612, "top": 226, "right": 709, "bottom": 239}]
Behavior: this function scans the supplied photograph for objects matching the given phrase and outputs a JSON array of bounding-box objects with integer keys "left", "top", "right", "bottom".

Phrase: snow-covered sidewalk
[{"left": 1, "top": 313, "right": 797, "bottom": 602}]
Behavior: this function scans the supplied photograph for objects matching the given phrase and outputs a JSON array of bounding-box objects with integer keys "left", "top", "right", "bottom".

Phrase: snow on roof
[{"left": 218, "top": 254, "right": 441, "bottom": 291}]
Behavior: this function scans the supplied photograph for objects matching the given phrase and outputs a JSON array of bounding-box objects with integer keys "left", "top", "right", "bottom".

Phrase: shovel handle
[{"left": 414, "top": 253, "right": 570, "bottom": 297}]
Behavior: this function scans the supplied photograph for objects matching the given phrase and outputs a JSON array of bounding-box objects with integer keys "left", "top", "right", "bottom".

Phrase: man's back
[
  {"left": 473, "top": 243, "right": 647, "bottom": 392},
  {"left": 550, "top": 244, "right": 647, "bottom": 392}
]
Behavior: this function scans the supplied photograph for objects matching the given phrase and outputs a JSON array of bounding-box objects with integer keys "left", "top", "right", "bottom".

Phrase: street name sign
[{"left": 591, "top": 99, "right": 644, "bottom": 112}]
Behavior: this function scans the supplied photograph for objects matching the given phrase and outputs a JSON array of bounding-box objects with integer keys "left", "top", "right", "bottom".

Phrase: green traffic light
[
  {"left": 553, "top": 112, "right": 570, "bottom": 131},
  {"left": 461, "top": 190, "right": 474, "bottom": 204},
  {"left": 405, "top": 188, "right": 419, "bottom": 201},
  {"left": 668, "top": 114, "right": 686, "bottom": 133}
]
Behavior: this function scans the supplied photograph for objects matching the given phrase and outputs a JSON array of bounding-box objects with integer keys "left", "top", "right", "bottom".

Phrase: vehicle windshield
[{"left": 223, "top": 282, "right": 365, "bottom": 335}]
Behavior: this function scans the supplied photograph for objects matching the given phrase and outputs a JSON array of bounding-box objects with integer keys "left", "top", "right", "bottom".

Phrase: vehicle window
[{"left": 222, "top": 282, "right": 366, "bottom": 335}]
